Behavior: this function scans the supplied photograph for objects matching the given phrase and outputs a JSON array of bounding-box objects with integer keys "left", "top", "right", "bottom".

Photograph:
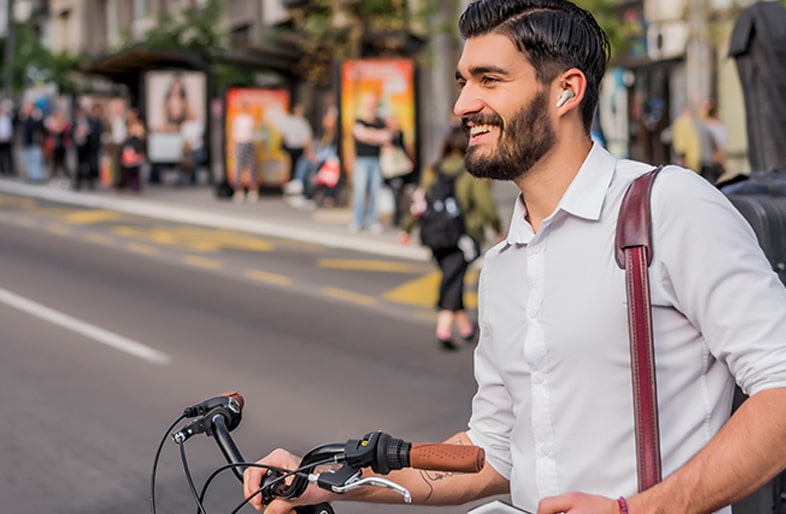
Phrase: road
[{"left": 0, "top": 195, "right": 490, "bottom": 514}]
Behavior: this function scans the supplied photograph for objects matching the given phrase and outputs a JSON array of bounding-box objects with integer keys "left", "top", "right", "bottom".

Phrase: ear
[{"left": 554, "top": 68, "right": 587, "bottom": 111}]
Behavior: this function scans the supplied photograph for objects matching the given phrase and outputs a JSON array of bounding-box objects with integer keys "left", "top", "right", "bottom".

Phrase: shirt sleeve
[
  {"left": 466, "top": 263, "right": 516, "bottom": 480},
  {"left": 652, "top": 167, "right": 786, "bottom": 396}
]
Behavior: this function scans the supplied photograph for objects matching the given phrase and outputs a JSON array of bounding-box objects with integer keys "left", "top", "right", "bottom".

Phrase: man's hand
[
  {"left": 537, "top": 492, "right": 619, "bottom": 514},
  {"left": 242, "top": 448, "right": 334, "bottom": 513}
]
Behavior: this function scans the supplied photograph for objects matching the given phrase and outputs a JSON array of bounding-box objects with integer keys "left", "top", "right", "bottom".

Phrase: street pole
[
  {"left": 686, "top": 0, "right": 711, "bottom": 107},
  {"left": 3, "top": 0, "right": 13, "bottom": 100}
]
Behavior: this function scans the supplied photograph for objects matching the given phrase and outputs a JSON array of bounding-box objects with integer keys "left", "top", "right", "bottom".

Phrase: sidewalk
[
  {"left": 0, "top": 175, "right": 518, "bottom": 261},
  {"left": 0, "top": 177, "right": 436, "bottom": 260}
]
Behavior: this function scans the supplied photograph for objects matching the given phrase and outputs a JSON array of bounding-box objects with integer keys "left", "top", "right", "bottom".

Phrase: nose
[{"left": 453, "top": 85, "right": 483, "bottom": 119}]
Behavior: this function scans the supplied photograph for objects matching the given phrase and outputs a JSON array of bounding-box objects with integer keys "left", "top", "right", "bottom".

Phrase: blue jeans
[
  {"left": 22, "top": 145, "right": 44, "bottom": 182},
  {"left": 352, "top": 156, "right": 383, "bottom": 228}
]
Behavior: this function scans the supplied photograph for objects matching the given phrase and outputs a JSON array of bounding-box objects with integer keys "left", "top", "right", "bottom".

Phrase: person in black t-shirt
[{"left": 349, "top": 93, "right": 392, "bottom": 233}]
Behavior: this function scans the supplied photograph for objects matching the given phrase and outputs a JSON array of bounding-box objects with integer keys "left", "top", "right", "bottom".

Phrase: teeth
[{"left": 470, "top": 124, "right": 495, "bottom": 136}]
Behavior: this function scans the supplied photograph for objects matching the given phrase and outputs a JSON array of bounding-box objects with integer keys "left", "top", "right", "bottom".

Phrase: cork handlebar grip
[{"left": 408, "top": 443, "right": 485, "bottom": 473}]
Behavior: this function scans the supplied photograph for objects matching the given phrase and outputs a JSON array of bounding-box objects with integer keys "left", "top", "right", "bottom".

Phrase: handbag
[
  {"left": 380, "top": 145, "right": 413, "bottom": 179},
  {"left": 615, "top": 166, "right": 664, "bottom": 492},
  {"left": 315, "top": 155, "right": 341, "bottom": 188}
]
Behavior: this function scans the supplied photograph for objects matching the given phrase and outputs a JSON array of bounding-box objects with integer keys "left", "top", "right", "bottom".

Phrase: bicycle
[{"left": 150, "top": 392, "right": 487, "bottom": 514}]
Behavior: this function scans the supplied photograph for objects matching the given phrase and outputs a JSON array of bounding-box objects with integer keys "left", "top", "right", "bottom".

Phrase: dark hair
[
  {"left": 459, "top": 0, "right": 610, "bottom": 133},
  {"left": 440, "top": 124, "right": 469, "bottom": 159}
]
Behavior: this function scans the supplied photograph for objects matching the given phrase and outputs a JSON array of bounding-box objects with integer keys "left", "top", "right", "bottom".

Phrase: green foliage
[
  {"left": 121, "top": 0, "right": 227, "bottom": 57},
  {"left": 0, "top": 21, "right": 88, "bottom": 95},
  {"left": 573, "top": 0, "right": 637, "bottom": 64},
  {"left": 285, "top": 0, "right": 428, "bottom": 86}
]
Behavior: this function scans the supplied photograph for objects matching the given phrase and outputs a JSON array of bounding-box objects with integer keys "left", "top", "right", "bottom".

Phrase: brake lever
[{"left": 328, "top": 476, "right": 412, "bottom": 503}]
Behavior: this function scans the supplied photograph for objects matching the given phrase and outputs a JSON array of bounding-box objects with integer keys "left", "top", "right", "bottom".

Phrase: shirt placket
[{"left": 523, "top": 229, "right": 559, "bottom": 496}]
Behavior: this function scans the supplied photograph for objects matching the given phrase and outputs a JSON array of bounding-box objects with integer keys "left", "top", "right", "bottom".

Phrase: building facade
[{"left": 0, "top": 0, "right": 769, "bottom": 173}]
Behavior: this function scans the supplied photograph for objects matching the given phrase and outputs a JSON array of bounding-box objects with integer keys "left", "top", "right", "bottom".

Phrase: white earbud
[{"left": 556, "top": 89, "right": 576, "bottom": 107}]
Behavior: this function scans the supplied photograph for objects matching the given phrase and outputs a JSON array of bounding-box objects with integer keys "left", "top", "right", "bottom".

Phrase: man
[
  {"left": 0, "top": 101, "right": 14, "bottom": 176},
  {"left": 244, "top": 1, "right": 786, "bottom": 513},
  {"left": 349, "top": 92, "right": 391, "bottom": 233}
]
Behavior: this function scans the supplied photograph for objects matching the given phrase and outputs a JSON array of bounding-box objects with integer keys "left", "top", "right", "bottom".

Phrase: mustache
[{"left": 461, "top": 113, "right": 504, "bottom": 132}]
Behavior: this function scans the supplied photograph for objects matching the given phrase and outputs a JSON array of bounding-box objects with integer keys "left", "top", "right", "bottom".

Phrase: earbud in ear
[{"left": 556, "top": 89, "right": 576, "bottom": 107}]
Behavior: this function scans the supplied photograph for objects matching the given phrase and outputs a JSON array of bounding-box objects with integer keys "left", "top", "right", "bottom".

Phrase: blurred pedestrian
[
  {"left": 350, "top": 93, "right": 390, "bottom": 233},
  {"left": 88, "top": 104, "right": 105, "bottom": 187},
  {"left": 399, "top": 124, "right": 503, "bottom": 350},
  {"left": 382, "top": 114, "right": 414, "bottom": 227},
  {"left": 0, "top": 101, "right": 16, "bottom": 176},
  {"left": 120, "top": 120, "right": 146, "bottom": 193},
  {"left": 71, "top": 105, "right": 94, "bottom": 190},
  {"left": 44, "top": 109, "right": 71, "bottom": 183},
  {"left": 278, "top": 103, "right": 313, "bottom": 180},
  {"left": 699, "top": 99, "right": 727, "bottom": 183},
  {"left": 284, "top": 105, "right": 339, "bottom": 208},
  {"left": 18, "top": 102, "right": 46, "bottom": 184},
  {"left": 231, "top": 102, "right": 259, "bottom": 202},
  {"left": 178, "top": 118, "right": 204, "bottom": 186}
]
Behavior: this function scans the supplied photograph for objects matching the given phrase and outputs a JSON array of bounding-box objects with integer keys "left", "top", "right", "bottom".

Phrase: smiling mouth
[{"left": 469, "top": 124, "right": 498, "bottom": 141}]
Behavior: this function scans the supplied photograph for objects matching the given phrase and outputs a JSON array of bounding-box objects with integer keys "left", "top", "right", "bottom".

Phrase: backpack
[{"left": 418, "top": 167, "right": 465, "bottom": 251}]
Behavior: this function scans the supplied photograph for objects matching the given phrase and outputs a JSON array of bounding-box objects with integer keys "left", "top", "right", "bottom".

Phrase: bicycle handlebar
[{"left": 163, "top": 392, "right": 486, "bottom": 514}]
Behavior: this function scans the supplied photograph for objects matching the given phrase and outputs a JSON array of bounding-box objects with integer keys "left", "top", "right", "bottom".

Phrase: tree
[
  {"left": 279, "top": 0, "right": 436, "bottom": 86},
  {"left": 281, "top": 0, "right": 634, "bottom": 87},
  {"left": 0, "top": 21, "right": 86, "bottom": 96}
]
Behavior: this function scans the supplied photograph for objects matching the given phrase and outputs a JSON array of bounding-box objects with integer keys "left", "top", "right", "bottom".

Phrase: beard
[{"left": 463, "top": 90, "right": 556, "bottom": 181}]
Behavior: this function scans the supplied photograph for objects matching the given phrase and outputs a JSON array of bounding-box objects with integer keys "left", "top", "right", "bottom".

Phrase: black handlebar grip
[
  {"left": 408, "top": 443, "right": 485, "bottom": 473},
  {"left": 295, "top": 503, "right": 334, "bottom": 514}
]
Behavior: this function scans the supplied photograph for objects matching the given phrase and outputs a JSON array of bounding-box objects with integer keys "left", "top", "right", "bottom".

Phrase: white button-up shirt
[{"left": 467, "top": 144, "right": 786, "bottom": 513}]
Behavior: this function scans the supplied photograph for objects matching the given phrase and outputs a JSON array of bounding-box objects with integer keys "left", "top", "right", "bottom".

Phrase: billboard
[
  {"left": 224, "top": 86, "right": 291, "bottom": 187},
  {"left": 145, "top": 70, "right": 207, "bottom": 163},
  {"left": 339, "top": 59, "right": 417, "bottom": 177}
]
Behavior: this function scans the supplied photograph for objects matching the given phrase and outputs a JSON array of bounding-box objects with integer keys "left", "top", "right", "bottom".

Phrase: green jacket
[{"left": 403, "top": 154, "right": 503, "bottom": 243}]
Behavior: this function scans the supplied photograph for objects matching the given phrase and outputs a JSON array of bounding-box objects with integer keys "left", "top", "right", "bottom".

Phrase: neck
[{"left": 513, "top": 126, "right": 593, "bottom": 232}]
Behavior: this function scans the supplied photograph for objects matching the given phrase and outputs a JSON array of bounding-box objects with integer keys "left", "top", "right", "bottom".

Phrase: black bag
[
  {"left": 725, "top": 193, "right": 786, "bottom": 514},
  {"left": 726, "top": 195, "right": 786, "bottom": 286},
  {"left": 418, "top": 167, "right": 465, "bottom": 251}
]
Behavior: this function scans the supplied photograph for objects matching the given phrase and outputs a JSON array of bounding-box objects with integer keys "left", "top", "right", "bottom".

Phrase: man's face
[{"left": 454, "top": 33, "right": 556, "bottom": 181}]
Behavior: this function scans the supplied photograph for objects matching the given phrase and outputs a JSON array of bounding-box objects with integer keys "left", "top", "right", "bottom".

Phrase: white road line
[{"left": 0, "top": 287, "right": 170, "bottom": 365}]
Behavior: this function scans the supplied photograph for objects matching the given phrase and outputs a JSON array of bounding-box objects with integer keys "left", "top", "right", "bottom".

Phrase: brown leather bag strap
[{"left": 615, "top": 166, "right": 664, "bottom": 492}]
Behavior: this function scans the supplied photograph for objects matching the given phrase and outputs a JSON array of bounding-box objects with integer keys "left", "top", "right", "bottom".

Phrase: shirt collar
[{"left": 505, "top": 143, "right": 617, "bottom": 245}]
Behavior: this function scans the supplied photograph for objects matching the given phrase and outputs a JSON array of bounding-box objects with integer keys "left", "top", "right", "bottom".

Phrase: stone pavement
[{"left": 0, "top": 176, "right": 520, "bottom": 261}]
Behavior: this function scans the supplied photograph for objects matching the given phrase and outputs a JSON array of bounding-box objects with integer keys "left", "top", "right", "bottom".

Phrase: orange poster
[
  {"left": 224, "top": 87, "right": 291, "bottom": 188},
  {"left": 340, "top": 59, "right": 417, "bottom": 177}
]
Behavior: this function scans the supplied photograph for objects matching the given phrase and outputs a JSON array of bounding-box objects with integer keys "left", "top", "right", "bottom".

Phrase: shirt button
[
  {"left": 539, "top": 444, "right": 551, "bottom": 457},
  {"left": 528, "top": 308, "right": 538, "bottom": 319},
  {"left": 532, "top": 371, "right": 544, "bottom": 384}
]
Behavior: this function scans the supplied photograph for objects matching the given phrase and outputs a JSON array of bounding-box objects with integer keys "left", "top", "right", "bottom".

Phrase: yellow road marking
[
  {"left": 317, "top": 259, "right": 429, "bottom": 273},
  {"left": 383, "top": 270, "right": 480, "bottom": 309},
  {"left": 322, "top": 287, "right": 377, "bottom": 306},
  {"left": 13, "top": 217, "right": 36, "bottom": 228},
  {"left": 83, "top": 233, "right": 115, "bottom": 246},
  {"left": 245, "top": 269, "right": 292, "bottom": 286},
  {"left": 0, "top": 195, "right": 36, "bottom": 207},
  {"left": 127, "top": 243, "right": 160, "bottom": 256},
  {"left": 112, "top": 226, "right": 274, "bottom": 252},
  {"left": 61, "top": 210, "right": 124, "bottom": 224},
  {"left": 46, "top": 224, "right": 72, "bottom": 236},
  {"left": 183, "top": 255, "right": 223, "bottom": 270}
]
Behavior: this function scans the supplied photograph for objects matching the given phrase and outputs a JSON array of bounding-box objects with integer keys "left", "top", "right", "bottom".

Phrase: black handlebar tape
[{"left": 408, "top": 444, "right": 485, "bottom": 473}]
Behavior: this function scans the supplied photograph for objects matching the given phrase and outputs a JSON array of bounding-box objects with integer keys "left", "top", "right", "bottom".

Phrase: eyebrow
[{"left": 455, "top": 65, "right": 510, "bottom": 81}]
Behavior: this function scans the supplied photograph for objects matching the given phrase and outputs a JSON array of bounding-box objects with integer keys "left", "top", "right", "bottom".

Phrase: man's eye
[
  {"left": 456, "top": 81, "right": 466, "bottom": 90},
  {"left": 482, "top": 76, "right": 499, "bottom": 85}
]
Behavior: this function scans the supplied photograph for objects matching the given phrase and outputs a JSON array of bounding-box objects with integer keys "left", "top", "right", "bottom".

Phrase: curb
[{"left": 0, "top": 179, "right": 432, "bottom": 262}]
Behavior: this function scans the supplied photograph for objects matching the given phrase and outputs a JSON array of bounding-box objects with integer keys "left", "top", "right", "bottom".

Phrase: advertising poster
[
  {"left": 145, "top": 70, "right": 207, "bottom": 163},
  {"left": 224, "top": 87, "right": 291, "bottom": 188},
  {"left": 339, "top": 59, "right": 417, "bottom": 177}
]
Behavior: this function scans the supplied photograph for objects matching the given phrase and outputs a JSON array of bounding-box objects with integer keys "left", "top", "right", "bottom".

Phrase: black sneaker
[{"left": 438, "top": 337, "right": 458, "bottom": 351}]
